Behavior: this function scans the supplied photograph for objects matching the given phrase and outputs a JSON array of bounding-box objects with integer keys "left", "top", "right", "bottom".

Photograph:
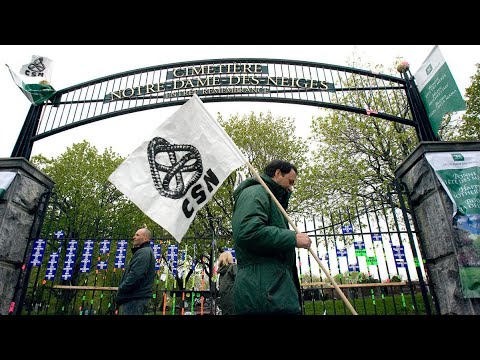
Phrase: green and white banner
[
  {"left": 0, "top": 172, "right": 16, "bottom": 199},
  {"left": 425, "top": 151, "right": 480, "bottom": 298},
  {"left": 6, "top": 64, "right": 56, "bottom": 106},
  {"left": 415, "top": 46, "right": 466, "bottom": 137}
]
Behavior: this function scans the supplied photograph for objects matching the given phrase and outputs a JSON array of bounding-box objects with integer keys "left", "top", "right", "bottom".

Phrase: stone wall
[
  {"left": 0, "top": 158, "right": 54, "bottom": 315},
  {"left": 395, "top": 141, "right": 480, "bottom": 314}
]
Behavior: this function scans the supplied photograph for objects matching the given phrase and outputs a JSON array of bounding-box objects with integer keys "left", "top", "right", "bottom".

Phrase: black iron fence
[
  {"left": 13, "top": 180, "right": 437, "bottom": 315},
  {"left": 19, "top": 278, "right": 431, "bottom": 316}
]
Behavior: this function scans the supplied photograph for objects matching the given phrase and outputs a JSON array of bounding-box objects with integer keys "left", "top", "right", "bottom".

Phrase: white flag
[
  {"left": 19, "top": 55, "right": 53, "bottom": 83},
  {"left": 108, "top": 94, "right": 247, "bottom": 242}
]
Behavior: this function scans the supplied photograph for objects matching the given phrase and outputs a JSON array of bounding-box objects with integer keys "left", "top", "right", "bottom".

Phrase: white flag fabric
[
  {"left": 19, "top": 55, "right": 53, "bottom": 83},
  {"left": 414, "top": 45, "right": 445, "bottom": 92},
  {"left": 108, "top": 94, "right": 246, "bottom": 242}
]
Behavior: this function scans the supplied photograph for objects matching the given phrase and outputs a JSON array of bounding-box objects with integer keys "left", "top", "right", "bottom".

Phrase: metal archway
[{"left": 12, "top": 58, "right": 437, "bottom": 159}]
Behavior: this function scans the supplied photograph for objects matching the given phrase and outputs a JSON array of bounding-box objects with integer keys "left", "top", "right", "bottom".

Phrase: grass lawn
[{"left": 302, "top": 292, "right": 432, "bottom": 315}]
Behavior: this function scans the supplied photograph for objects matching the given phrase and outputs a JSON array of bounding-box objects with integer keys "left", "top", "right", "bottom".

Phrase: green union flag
[
  {"left": 6, "top": 64, "right": 56, "bottom": 105},
  {"left": 414, "top": 45, "right": 466, "bottom": 136}
]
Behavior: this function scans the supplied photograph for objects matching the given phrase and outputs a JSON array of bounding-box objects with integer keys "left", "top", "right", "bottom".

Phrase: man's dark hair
[{"left": 264, "top": 160, "right": 298, "bottom": 177}]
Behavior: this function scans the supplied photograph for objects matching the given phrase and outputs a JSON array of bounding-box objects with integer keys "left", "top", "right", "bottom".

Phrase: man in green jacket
[
  {"left": 116, "top": 227, "right": 156, "bottom": 315},
  {"left": 232, "top": 160, "right": 312, "bottom": 315}
]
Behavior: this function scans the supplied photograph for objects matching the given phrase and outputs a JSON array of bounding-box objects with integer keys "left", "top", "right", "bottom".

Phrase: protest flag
[
  {"left": 108, "top": 94, "right": 246, "bottom": 242},
  {"left": 19, "top": 55, "right": 53, "bottom": 82}
]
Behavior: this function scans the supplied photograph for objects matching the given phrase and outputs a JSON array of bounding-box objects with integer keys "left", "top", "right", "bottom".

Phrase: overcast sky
[{"left": 1, "top": 45, "right": 478, "bottom": 159}]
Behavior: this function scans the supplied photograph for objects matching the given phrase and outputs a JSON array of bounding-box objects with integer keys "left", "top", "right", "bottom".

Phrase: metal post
[
  {"left": 402, "top": 71, "right": 439, "bottom": 142},
  {"left": 11, "top": 104, "right": 43, "bottom": 159},
  {"left": 395, "top": 179, "right": 440, "bottom": 315}
]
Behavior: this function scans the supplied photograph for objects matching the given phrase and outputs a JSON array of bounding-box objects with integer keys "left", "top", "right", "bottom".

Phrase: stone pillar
[
  {"left": 0, "top": 158, "right": 54, "bottom": 315},
  {"left": 395, "top": 141, "right": 480, "bottom": 315}
]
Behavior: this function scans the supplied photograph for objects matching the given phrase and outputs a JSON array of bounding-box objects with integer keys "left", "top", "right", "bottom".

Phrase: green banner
[
  {"left": 414, "top": 46, "right": 466, "bottom": 136},
  {"left": 425, "top": 151, "right": 480, "bottom": 298},
  {"left": 24, "top": 83, "right": 56, "bottom": 105},
  {"left": 6, "top": 64, "right": 56, "bottom": 105}
]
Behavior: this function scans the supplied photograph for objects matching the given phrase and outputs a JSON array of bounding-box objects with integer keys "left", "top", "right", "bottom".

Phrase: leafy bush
[
  {"left": 386, "top": 274, "right": 402, "bottom": 283},
  {"left": 357, "top": 272, "right": 379, "bottom": 283},
  {"left": 330, "top": 271, "right": 379, "bottom": 284}
]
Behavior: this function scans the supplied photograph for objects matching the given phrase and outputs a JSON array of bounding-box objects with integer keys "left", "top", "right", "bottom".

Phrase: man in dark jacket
[
  {"left": 232, "top": 160, "right": 312, "bottom": 315},
  {"left": 116, "top": 227, "right": 156, "bottom": 315}
]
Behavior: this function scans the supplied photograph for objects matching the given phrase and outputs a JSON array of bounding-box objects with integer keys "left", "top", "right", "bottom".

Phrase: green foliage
[
  {"left": 440, "top": 63, "right": 480, "bottom": 141},
  {"left": 358, "top": 272, "right": 380, "bottom": 283},
  {"left": 217, "top": 111, "right": 310, "bottom": 220},
  {"left": 30, "top": 111, "right": 309, "bottom": 298},
  {"left": 31, "top": 140, "right": 169, "bottom": 239},
  {"left": 188, "top": 111, "right": 310, "bottom": 240},
  {"left": 301, "top": 57, "right": 417, "bottom": 216},
  {"left": 330, "top": 271, "right": 379, "bottom": 284},
  {"left": 219, "top": 111, "right": 309, "bottom": 172},
  {"left": 388, "top": 274, "right": 402, "bottom": 283}
]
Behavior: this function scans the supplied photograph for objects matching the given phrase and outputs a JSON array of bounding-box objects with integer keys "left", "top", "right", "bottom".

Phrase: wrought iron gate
[
  {"left": 297, "top": 179, "right": 438, "bottom": 315},
  {"left": 13, "top": 178, "right": 438, "bottom": 315}
]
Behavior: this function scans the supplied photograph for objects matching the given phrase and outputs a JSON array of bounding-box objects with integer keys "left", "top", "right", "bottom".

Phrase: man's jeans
[{"left": 119, "top": 298, "right": 150, "bottom": 315}]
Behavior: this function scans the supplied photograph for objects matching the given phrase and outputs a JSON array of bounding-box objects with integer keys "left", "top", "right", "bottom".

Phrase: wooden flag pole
[{"left": 244, "top": 162, "right": 358, "bottom": 315}]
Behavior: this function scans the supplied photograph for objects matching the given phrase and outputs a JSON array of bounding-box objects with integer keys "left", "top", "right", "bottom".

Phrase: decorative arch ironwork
[{"left": 12, "top": 58, "right": 436, "bottom": 159}]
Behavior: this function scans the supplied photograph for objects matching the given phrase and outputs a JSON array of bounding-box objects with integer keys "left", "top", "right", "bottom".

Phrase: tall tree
[
  {"left": 440, "top": 63, "right": 480, "bottom": 141},
  {"left": 30, "top": 141, "right": 169, "bottom": 239},
  {"left": 301, "top": 61, "right": 418, "bottom": 215},
  {"left": 217, "top": 110, "right": 308, "bottom": 219}
]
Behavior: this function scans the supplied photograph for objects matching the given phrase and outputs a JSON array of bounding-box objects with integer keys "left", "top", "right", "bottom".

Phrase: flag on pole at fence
[
  {"left": 6, "top": 55, "right": 56, "bottom": 105},
  {"left": 108, "top": 94, "right": 247, "bottom": 242}
]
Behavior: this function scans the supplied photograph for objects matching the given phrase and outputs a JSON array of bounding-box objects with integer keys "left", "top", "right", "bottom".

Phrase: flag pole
[{"left": 196, "top": 94, "right": 357, "bottom": 315}]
